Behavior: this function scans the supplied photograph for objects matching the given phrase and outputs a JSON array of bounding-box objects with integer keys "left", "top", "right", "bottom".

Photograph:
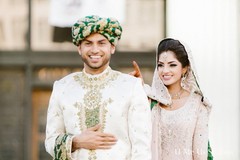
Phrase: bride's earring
[{"left": 181, "top": 73, "right": 186, "bottom": 83}]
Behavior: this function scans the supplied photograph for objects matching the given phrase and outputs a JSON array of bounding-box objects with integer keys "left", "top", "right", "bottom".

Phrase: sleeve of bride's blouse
[
  {"left": 151, "top": 102, "right": 162, "bottom": 160},
  {"left": 128, "top": 78, "right": 152, "bottom": 160},
  {"left": 45, "top": 81, "right": 74, "bottom": 159},
  {"left": 193, "top": 103, "right": 209, "bottom": 160}
]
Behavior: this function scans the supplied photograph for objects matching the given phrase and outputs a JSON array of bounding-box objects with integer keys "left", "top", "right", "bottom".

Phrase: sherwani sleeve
[
  {"left": 45, "top": 81, "right": 74, "bottom": 159},
  {"left": 193, "top": 103, "right": 209, "bottom": 160},
  {"left": 128, "top": 78, "right": 152, "bottom": 160}
]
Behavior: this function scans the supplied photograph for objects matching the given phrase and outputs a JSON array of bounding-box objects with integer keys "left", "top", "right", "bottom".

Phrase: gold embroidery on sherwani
[{"left": 74, "top": 68, "right": 119, "bottom": 160}]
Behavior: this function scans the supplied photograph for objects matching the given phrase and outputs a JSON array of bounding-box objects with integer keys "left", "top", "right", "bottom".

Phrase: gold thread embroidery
[
  {"left": 74, "top": 68, "right": 119, "bottom": 160},
  {"left": 88, "top": 150, "right": 97, "bottom": 160}
]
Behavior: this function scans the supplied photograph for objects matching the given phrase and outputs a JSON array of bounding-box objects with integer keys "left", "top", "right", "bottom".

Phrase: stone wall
[{"left": 0, "top": 69, "right": 25, "bottom": 159}]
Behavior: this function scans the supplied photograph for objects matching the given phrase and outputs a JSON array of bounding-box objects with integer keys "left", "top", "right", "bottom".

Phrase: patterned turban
[{"left": 72, "top": 15, "right": 122, "bottom": 46}]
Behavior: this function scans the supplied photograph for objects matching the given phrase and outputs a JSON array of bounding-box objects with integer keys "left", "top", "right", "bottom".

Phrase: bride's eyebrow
[{"left": 157, "top": 60, "right": 177, "bottom": 64}]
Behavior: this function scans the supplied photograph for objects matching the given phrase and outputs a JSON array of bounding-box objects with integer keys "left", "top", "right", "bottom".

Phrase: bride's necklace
[
  {"left": 170, "top": 88, "right": 184, "bottom": 99},
  {"left": 167, "top": 88, "right": 184, "bottom": 109}
]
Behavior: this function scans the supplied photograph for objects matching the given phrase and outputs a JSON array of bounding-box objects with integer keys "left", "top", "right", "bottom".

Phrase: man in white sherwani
[{"left": 45, "top": 15, "right": 152, "bottom": 160}]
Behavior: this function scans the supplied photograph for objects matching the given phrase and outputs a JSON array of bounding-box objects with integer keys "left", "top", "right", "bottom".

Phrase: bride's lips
[{"left": 162, "top": 75, "right": 172, "bottom": 81}]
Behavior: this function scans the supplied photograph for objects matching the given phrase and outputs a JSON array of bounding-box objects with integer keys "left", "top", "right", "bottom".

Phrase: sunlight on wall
[{"left": 167, "top": 0, "right": 239, "bottom": 159}]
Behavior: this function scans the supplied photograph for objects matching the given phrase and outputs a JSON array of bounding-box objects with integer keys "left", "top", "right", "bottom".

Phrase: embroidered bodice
[{"left": 151, "top": 93, "right": 209, "bottom": 160}]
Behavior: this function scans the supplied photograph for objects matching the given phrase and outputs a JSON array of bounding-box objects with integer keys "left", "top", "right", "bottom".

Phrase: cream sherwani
[{"left": 45, "top": 67, "right": 152, "bottom": 160}]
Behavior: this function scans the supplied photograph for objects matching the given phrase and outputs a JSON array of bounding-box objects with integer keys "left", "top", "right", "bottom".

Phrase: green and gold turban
[{"left": 72, "top": 15, "right": 122, "bottom": 46}]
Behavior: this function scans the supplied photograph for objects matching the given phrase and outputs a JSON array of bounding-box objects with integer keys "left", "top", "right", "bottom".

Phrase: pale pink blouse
[{"left": 151, "top": 93, "right": 209, "bottom": 160}]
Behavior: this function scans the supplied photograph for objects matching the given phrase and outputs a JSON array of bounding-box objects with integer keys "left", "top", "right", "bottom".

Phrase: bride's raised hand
[{"left": 128, "top": 61, "right": 144, "bottom": 84}]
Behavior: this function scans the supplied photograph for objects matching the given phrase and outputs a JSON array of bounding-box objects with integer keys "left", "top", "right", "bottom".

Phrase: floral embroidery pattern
[
  {"left": 54, "top": 134, "right": 73, "bottom": 160},
  {"left": 74, "top": 68, "right": 119, "bottom": 159},
  {"left": 72, "top": 15, "right": 122, "bottom": 46}
]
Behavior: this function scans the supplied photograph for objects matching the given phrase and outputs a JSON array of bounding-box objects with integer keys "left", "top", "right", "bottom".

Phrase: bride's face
[{"left": 157, "top": 51, "right": 187, "bottom": 87}]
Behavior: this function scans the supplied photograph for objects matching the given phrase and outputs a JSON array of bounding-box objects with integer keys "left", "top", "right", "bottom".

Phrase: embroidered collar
[
  {"left": 74, "top": 67, "right": 119, "bottom": 89},
  {"left": 82, "top": 67, "right": 111, "bottom": 83}
]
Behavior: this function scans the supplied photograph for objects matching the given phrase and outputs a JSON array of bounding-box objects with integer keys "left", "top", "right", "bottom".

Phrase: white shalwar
[{"left": 45, "top": 67, "right": 152, "bottom": 160}]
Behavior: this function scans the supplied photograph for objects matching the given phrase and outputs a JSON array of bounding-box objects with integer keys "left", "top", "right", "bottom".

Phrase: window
[{"left": 0, "top": 0, "right": 28, "bottom": 50}]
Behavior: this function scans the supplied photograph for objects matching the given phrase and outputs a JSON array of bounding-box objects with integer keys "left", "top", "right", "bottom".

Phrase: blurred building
[
  {"left": 1, "top": 0, "right": 240, "bottom": 160},
  {"left": 0, "top": 0, "right": 164, "bottom": 159}
]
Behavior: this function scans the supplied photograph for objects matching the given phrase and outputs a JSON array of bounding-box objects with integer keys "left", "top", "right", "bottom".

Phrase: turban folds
[{"left": 72, "top": 15, "right": 122, "bottom": 46}]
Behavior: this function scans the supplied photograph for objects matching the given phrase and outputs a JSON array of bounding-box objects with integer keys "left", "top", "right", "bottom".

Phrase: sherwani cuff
[{"left": 54, "top": 133, "right": 74, "bottom": 160}]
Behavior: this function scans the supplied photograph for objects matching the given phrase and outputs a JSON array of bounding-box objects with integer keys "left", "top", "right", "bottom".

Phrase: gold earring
[{"left": 181, "top": 73, "right": 185, "bottom": 78}]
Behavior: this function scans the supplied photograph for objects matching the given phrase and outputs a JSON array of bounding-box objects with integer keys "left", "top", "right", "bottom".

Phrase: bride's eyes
[
  {"left": 157, "top": 63, "right": 163, "bottom": 67},
  {"left": 157, "top": 63, "right": 177, "bottom": 68},
  {"left": 170, "top": 64, "right": 177, "bottom": 67}
]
